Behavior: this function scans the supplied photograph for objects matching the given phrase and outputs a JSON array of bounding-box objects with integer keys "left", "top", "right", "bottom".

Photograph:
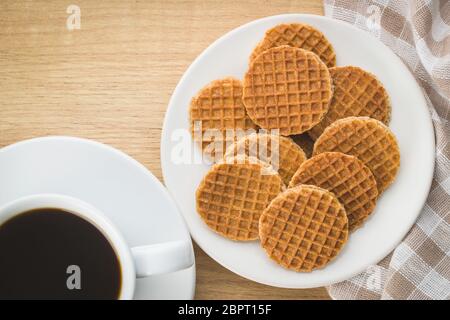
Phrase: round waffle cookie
[
  {"left": 313, "top": 117, "right": 400, "bottom": 193},
  {"left": 243, "top": 46, "right": 332, "bottom": 136},
  {"left": 196, "top": 161, "right": 283, "bottom": 241},
  {"left": 224, "top": 133, "right": 307, "bottom": 185},
  {"left": 250, "top": 23, "right": 336, "bottom": 68},
  {"left": 190, "top": 77, "right": 257, "bottom": 161},
  {"left": 289, "top": 152, "right": 378, "bottom": 231},
  {"left": 222, "top": 155, "right": 279, "bottom": 177},
  {"left": 308, "top": 66, "right": 391, "bottom": 140},
  {"left": 259, "top": 185, "right": 349, "bottom": 272}
]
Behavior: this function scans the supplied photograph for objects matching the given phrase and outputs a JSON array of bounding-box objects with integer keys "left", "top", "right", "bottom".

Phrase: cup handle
[{"left": 130, "top": 240, "right": 194, "bottom": 278}]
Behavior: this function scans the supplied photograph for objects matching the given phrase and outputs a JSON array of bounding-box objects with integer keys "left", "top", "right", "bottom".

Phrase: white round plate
[
  {"left": 161, "top": 14, "right": 435, "bottom": 288},
  {"left": 0, "top": 136, "right": 195, "bottom": 299}
]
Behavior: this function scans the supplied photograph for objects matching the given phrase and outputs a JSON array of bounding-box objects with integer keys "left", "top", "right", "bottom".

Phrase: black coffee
[{"left": 0, "top": 208, "right": 121, "bottom": 300}]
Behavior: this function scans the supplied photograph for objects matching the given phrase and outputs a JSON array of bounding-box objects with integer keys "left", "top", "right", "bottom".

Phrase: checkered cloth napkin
[{"left": 323, "top": 0, "right": 450, "bottom": 300}]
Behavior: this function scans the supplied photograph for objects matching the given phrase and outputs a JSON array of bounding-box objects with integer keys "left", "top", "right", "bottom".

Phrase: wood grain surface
[{"left": 0, "top": 0, "right": 329, "bottom": 299}]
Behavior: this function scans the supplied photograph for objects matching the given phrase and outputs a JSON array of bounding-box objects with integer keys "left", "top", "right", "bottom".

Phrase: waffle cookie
[
  {"left": 250, "top": 23, "right": 336, "bottom": 68},
  {"left": 289, "top": 152, "right": 378, "bottom": 231},
  {"left": 190, "top": 77, "right": 257, "bottom": 161},
  {"left": 222, "top": 154, "right": 279, "bottom": 177},
  {"left": 259, "top": 185, "right": 349, "bottom": 272},
  {"left": 313, "top": 117, "right": 400, "bottom": 193},
  {"left": 224, "top": 133, "right": 307, "bottom": 185},
  {"left": 196, "top": 161, "right": 283, "bottom": 241},
  {"left": 243, "top": 46, "right": 332, "bottom": 136},
  {"left": 308, "top": 66, "right": 391, "bottom": 140}
]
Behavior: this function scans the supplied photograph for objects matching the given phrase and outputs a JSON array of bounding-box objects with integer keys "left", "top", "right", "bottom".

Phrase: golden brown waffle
[
  {"left": 250, "top": 23, "right": 336, "bottom": 68},
  {"left": 308, "top": 66, "right": 391, "bottom": 140},
  {"left": 224, "top": 133, "right": 306, "bottom": 185},
  {"left": 243, "top": 46, "right": 332, "bottom": 136},
  {"left": 289, "top": 152, "right": 378, "bottom": 231},
  {"left": 313, "top": 117, "right": 400, "bottom": 193},
  {"left": 259, "top": 185, "right": 349, "bottom": 272},
  {"left": 190, "top": 77, "right": 257, "bottom": 161},
  {"left": 222, "top": 155, "right": 280, "bottom": 178},
  {"left": 196, "top": 161, "right": 283, "bottom": 241}
]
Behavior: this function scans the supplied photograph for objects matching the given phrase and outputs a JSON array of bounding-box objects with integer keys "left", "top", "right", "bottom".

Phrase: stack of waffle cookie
[{"left": 190, "top": 23, "right": 400, "bottom": 272}]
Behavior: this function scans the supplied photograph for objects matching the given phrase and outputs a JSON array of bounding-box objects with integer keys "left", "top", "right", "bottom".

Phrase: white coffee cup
[{"left": 0, "top": 194, "right": 194, "bottom": 300}]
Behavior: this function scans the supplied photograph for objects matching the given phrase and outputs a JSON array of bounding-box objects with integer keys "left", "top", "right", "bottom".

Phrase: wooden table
[{"left": 0, "top": 0, "right": 329, "bottom": 299}]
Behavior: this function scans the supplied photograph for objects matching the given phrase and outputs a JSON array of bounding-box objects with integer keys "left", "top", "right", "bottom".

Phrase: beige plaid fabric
[{"left": 324, "top": 0, "right": 450, "bottom": 300}]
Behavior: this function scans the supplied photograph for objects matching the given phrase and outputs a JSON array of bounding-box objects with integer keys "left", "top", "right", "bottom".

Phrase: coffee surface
[{"left": 0, "top": 209, "right": 121, "bottom": 299}]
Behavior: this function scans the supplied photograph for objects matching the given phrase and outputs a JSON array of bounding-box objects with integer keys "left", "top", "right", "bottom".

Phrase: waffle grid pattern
[
  {"left": 308, "top": 66, "right": 391, "bottom": 140},
  {"left": 190, "top": 78, "right": 257, "bottom": 159},
  {"left": 313, "top": 117, "right": 400, "bottom": 193},
  {"left": 250, "top": 23, "right": 336, "bottom": 68},
  {"left": 289, "top": 152, "right": 378, "bottom": 231},
  {"left": 225, "top": 133, "right": 306, "bottom": 185},
  {"left": 196, "top": 162, "right": 282, "bottom": 241},
  {"left": 243, "top": 46, "right": 332, "bottom": 136},
  {"left": 259, "top": 185, "right": 348, "bottom": 272}
]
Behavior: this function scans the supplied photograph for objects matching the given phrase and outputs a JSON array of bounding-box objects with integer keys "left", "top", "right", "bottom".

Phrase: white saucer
[
  {"left": 161, "top": 14, "right": 435, "bottom": 288},
  {"left": 0, "top": 136, "right": 196, "bottom": 299}
]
